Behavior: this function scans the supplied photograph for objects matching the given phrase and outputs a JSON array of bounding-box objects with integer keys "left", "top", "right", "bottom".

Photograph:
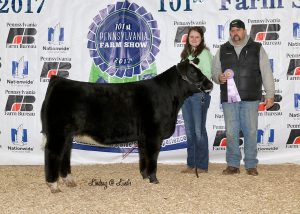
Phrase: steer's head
[{"left": 176, "top": 58, "right": 213, "bottom": 93}]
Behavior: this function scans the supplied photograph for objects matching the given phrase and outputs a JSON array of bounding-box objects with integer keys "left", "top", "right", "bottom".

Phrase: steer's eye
[
  {"left": 189, "top": 69, "right": 197, "bottom": 75},
  {"left": 190, "top": 71, "right": 197, "bottom": 76},
  {"left": 187, "top": 70, "right": 199, "bottom": 81}
]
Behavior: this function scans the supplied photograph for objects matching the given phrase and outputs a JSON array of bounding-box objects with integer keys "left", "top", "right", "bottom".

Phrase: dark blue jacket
[{"left": 220, "top": 38, "right": 262, "bottom": 103}]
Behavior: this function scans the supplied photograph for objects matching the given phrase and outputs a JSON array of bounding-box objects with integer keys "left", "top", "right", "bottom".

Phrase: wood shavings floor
[{"left": 0, "top": 163, "right": 299, "bottom": 214}]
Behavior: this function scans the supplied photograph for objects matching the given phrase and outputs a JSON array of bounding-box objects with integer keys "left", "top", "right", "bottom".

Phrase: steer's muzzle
[{"left": 198, "top": 79, "right": 213, "bottom": 93}]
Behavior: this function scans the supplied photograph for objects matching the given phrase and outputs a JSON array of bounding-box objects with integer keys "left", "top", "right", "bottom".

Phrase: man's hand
[
  {"left": 218, "top": 73, "right": 227, "bottom": 84},
  {"left": 264, "top": 98, "right": 275, "bottom": 109}
]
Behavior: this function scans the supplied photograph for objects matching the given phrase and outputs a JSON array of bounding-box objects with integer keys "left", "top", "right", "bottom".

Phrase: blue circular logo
[{"left": 87, "top": 1, "right": 161, "bottom": 77}]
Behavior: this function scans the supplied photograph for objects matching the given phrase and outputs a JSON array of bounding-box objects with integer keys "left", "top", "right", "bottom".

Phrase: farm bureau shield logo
[
  {"left": 213, "top": 130, "right": 244, "bottom": 151},
  {"left": 287, "top": 59, "right": 300, "bottom": 76},
  {"left": 286, "top": 129, "right": 300, "bottom": 148},
  {"left": 40, "top": 62, "right": 71, "bottom": 81},
  {"left": 5, "top": 95, "right": 35, "bottom": 112},
  {"left": 6, "top": 27, "right": 37, "bottom": 48},
  {"left": 250, "top": 24, "right": 280, "bottom": 41}
]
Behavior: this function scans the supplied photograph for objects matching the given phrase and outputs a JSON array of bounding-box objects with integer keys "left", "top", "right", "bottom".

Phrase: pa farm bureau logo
[
  {"left": 6, "top": 23, "right": 37, "bottom": 48},
  {"left": 87, "top": 0, "right": 161, "bottom": 83}
]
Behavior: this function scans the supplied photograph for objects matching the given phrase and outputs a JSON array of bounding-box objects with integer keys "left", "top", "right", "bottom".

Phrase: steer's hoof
[
  {"left": 62, "top": 174, "right": 77, "bottom": 187},
  {"left": 50, "top": 188, "right": 62, "bottom": 193},
  {"left": 150, "top": 179, "right": 159, "bottom": 184},
  {"left": 141, "top": 170, "right": 148, "bottom": 179},
  {"left": 65, "top": 180, "right": 77, "bottom": 187},
  {"left": 149, "top": 176, "right": 159, "bottom": 184},
  {"left": 47, "top": 182, "right": 62, "bottom": 193}
]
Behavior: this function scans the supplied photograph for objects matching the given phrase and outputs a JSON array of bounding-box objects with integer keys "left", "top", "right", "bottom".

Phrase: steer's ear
[
  {"left": 179, "top": 58, "right": 190, "bottom": 67},
  {"left": 192, "top": 58, "right": 199, "bottom": 65},
  {"left": 180, "top": 58, "right": 189, "bottom": 63}
]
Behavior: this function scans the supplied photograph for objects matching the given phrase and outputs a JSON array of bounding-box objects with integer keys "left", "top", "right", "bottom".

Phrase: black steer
[{"left": 41, "top": 58, "right": 213, "bottom": 193}]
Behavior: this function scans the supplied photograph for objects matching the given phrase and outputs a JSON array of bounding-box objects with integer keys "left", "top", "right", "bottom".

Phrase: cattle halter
[{"left": 176, "top": 64, "right": 210, "bottom": 93}]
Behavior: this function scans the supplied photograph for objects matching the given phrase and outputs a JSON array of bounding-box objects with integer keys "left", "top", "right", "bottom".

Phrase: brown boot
[
  {"left": 246, "top": 168, "right": 259, "bottom": 176},
  {"left": 222, "top": 166, "right": 240, "bottom": 175},
  {"left": 181, "top": 167, "right": 194, "bottom": 174}
]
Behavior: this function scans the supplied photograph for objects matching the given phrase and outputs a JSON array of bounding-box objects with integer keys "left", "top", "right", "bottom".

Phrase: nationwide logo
[
  {"left": 43, "top": 23, "right": 70, "bottom": 52},
  {"left": 40, "top": 61, "right": 71, "bottom": 82},
  {"left": 286, "top": 129, "right": 300, "bottom": 148},
  {"left": 6, "top": 27, "right": 37, "bottom": 48},
  {"left": 217, "top": 20, "right": 230, "bottom": 41},
  {"left": 288, "top": 94, "right": 300, "bottom": 120},
  {"left": 212, "top": 130, "right": 244, "bottom": 151},
  {"left": 12, "top": 56, "right": 28, "bottom": 79},
  {"left": 8, "top": 124, "right": 33, "bottom": 152},
  {"left": 288, "top": 23, "right": 300, "bottom": 48},
  {"left": 5, "top": 95, "right": 36, "bottom": 116},
  {"left": 286, "top": 58, "right": 300, "bottom": 80},
  {"left": 174, "top": 26, "right": 206, "bottom": 47},
  {"left": 258, "top": 93, "right": 282, "bottom": 116},
  {"left": 258, "top": 125, "right": 274, "bottom": 144},
  {"left": 212, "top": 20, "right": 230, "bottom": 50},
  {"left": 6, "top": 57, "right": 34, "bottom": 86},
  {"left": 257, "top": 125, "right": 278, "bottom": 152},
  {"left": 48, "top": 23, "right": 64, "bottom": 45},
  {"left": 293, "top": 23, "right": 300, "bottom": 40},
  {"left": 249, "top": 23, "right": 281, "bottom": 45},
  {"left": 294, "top": 93, "right": 300, "bottom": 111},
  {"left": 11, "top": 124, "right": 27, "bottom": 146}
]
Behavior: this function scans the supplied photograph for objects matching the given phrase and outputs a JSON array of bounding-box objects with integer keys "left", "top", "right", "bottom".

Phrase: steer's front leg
[
  {"left": 145, "top": 137, "right": 161, "bottom": 184},
  {"left": 138, "top": 141, "right": 148, "bottom": 179}
]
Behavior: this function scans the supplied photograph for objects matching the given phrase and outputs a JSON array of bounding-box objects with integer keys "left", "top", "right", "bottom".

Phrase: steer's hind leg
[
  {"left": 60, "top": 137, "right": 77, "bottom": 188},
  {"left": 44, "top": 134, "right": 66, "bottom": 193},
  {"left": 145, "top": 137, "right": 161, "bottom": 184}
]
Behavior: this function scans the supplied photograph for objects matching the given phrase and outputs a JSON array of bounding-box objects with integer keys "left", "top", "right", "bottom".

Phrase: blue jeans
[
  {"left": 182, "top": 92, "right": 211, "bottom": 170},
  {"left": 222, "top": 101, "right": 260, "bottom": 169}
]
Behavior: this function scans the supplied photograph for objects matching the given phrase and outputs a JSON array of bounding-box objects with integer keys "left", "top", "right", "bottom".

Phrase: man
[{"left": 212, "top": 19, "right": 275, "bottom": 176}]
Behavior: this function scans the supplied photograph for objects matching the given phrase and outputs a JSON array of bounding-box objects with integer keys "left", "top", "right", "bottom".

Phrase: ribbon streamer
[{"left": 224, "top": 69, "right": 241, "bottom": 103}]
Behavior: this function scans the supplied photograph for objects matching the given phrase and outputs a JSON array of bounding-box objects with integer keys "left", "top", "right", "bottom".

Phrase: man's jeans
[
  {"left": 182, "top": 92, "right": 210, "bottom": 170},
  {"left": 222, "top": 101, "right": 260, "bottom": 169}
]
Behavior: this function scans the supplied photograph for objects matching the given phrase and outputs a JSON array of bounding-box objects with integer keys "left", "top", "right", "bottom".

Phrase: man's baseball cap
[{"left": 229, "top": 19, "right": 245, "bottom": 30}]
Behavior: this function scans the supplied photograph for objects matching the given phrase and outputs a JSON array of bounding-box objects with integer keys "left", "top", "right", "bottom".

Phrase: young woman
[{"left": 180, "top": 26, "right": 213, "bottom": 173}]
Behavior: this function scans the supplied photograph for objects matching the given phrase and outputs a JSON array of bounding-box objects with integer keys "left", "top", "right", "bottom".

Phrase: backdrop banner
[{"left": 0, "top": 0, "right": 300, "bottom": 165}]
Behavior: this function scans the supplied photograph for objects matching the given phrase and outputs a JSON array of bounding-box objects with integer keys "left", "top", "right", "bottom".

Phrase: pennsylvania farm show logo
[{"left": 87, "top": 0, "right": 161, "bottom": 83}]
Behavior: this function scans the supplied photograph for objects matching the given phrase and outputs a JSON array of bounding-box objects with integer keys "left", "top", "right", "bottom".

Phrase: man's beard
[{"left": 233, "top": 35, "right": 241, "bottom": 41}]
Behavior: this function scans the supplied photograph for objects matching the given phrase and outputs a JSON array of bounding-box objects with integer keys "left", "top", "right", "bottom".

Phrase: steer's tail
[{"left": 40, "top": 75, "right": 61, "bottom": 135}]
